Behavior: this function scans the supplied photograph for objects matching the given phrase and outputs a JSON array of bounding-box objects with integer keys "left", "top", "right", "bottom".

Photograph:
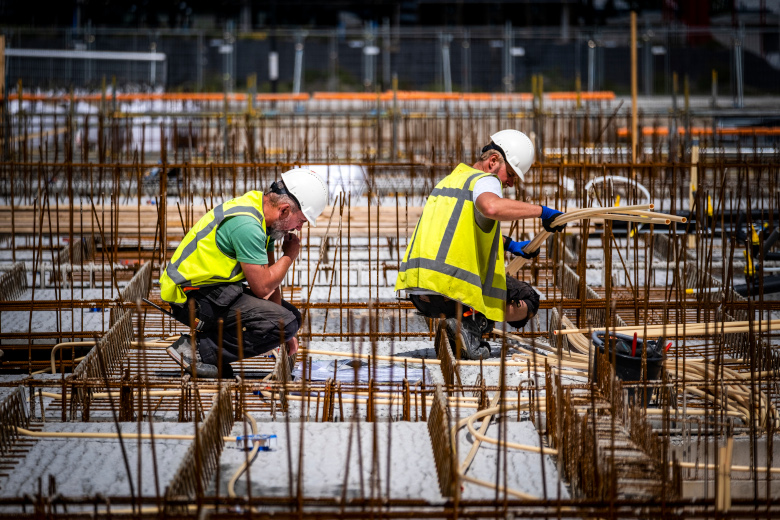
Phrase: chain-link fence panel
[{"left": 2, "top": 26, "right": 778, "bottom": 97}]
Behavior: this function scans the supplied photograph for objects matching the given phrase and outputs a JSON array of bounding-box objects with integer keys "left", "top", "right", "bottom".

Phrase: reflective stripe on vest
[
  {"left": 159, "top": 191, "right": 266, "bottom": 303},
  {"left": 395, "top": 164, "right": 506, "bottom": 321}
]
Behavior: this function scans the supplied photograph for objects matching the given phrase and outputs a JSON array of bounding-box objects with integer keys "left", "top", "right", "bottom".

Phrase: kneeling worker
[
  {"left": 160, "top": 169, "right": 329, "bottom": 377},
  {"left": 395, "top": 129, "right": 566, "bottom": 360}
]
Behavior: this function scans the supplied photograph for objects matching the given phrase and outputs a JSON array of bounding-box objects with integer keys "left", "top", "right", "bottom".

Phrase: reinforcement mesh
[
  {"left": 426, "top": 384, "right": 455, "bottom": 498},
  {"left": 0, "top": 387, "right": 29, "bottom": 458},
  {"left": 166, "top": 385, "right": 234, "bottom": 504},
  {"left": 0, "top": 263, "right": 27, "bottom": 301}
]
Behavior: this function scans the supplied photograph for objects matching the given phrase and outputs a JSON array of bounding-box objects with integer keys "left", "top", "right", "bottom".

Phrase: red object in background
[
  {"left": 680, "top": 0, "right": 712, "bottom": 45},
  {"left": 632, "top": 332, "right": 638, "bottom": 357}
]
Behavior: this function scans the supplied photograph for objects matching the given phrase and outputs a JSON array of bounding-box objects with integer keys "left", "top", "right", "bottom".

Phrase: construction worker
[
  {"left": 159, "top": 169, "right": 329, "bottom": 378},
  {"left": 395, "top": 129, "right": 566, "bottom": 360}
]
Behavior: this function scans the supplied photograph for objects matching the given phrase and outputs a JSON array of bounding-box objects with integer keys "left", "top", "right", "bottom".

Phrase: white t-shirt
[{"left": 472, "top": 176, "right": 503, "bottom": 216}]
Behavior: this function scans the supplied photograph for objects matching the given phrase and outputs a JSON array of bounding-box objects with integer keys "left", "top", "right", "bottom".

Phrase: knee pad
[
  {"left": 507, "top": 280, "right": 540, "bottom": 329},
  {"left": 508, "top": 314, "right": 531, "bottom": 329}
]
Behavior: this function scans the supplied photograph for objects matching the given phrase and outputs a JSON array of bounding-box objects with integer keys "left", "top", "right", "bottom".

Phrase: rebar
[{"left": 166, "top": 385, "right": 234, "bottom": 506}]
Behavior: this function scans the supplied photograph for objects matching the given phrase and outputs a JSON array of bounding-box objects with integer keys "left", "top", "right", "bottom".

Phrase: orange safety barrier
[
  {"left": 395, "top": 91, "right": 461, "bottom": 101},
  {"left": 312, "top": 92, "right": 389, "bottom": 101},
  {"left": 462, "top": 93, "right": 534, "bottom": 102},
  {"left": 313, "top": 91, "right": 610, "bottom": 102},
  {"left": 547, "top": 91, "right": 616, "bottom": 101},
  {"left": 702, "top": 127, "right": 780, "bottom": 136},
  {"left": 254, "top": 93, "right": 309, "bottom": 102},
  {"left": 617, "top": 126, "right": 780, "bottom": 137},
  {"left": 617, "top": 127, "right": 671, "bottom": 137}
]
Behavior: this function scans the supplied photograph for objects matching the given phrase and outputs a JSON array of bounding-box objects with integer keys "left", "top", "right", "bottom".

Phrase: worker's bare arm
[
  {"left": 266, "top": 247, "right": 283, "bottom": 304},
  {"left": 242, "top": 260, "right": 292, "bottom": 299},
  {"left": 475, "top": 192, "right": 543, "bottom": 222}
]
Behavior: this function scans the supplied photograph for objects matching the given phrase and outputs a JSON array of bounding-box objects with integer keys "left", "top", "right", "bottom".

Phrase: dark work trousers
[
  {"left": 170, "top": 283, "right": 301, "bottom": 366},
  {"left": 410, "top": 276, "right": 535, "bottom": 329}
]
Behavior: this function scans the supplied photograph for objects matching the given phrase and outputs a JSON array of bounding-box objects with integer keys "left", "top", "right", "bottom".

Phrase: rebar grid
[
  {"left": 165, "top": 385, "right": 234, "bottom": 506},
  {"left": 557, "top": 263, "right": 607, "bottom": 327},
  {"left": 0, "top": 262, "right": 27, "bottom": 301},
  {"left": 435, "top": 320, "right": 458, "bottom": 388},
  {"left": 109, "top": 261, "right": 153, "bottom": 325},
  {"left": 54, "top": 235, "right": 96, "bottom": 268},
  {"left": 548, "top": 358, "right": 670, "bottom": 501},
  {"left": 427, "top": 384, "right": 456, "bottom": 499},
  {"left": 70, "top": 310, "right": 134, "bottom": 418},
  {"left": 0, "top": 387, "right": 29, "bottom": 458},
  {"left": 1, "top": 97, "right": 780, "bottom": 517}
]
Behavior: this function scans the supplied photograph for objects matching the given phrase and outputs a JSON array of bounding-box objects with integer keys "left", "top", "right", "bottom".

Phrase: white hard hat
[
  {"left": 280, "top": 168, "right": 328, "bottom": 227},
  {"left": 489, "top": 129, "right": 535, "bottom": 182}
]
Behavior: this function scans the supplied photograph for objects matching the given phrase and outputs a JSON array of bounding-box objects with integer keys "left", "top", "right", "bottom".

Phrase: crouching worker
[
  {"left": 159, "top": 169, "right": 329, "bottom": 378},
  {"left": 395, "top": 129, "right": 566, "bottom": 360}
]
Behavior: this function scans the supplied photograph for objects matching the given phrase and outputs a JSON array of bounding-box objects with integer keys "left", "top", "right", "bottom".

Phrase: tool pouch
[
  {"left": 196, "top": 283, "right": 245, "bottom": 331},
  {"left": 172, "top": 283, "right": 245, "bottom": 332}
]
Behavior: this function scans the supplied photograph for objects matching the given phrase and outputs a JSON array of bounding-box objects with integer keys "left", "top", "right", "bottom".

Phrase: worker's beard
[
  {"left": 268, "top": 212, "right": 297, "bottom": 242},
  {"left": 267, "top": 224, "right": 287, "bottom": 242}
]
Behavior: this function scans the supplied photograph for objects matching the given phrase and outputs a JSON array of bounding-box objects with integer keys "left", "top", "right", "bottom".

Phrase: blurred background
[{"left": 1, "top": 0, "right": 778, "bottom": 97}]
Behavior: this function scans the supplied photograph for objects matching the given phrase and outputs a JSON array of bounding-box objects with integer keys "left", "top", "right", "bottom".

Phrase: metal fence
[{"left": 2, "top": 25, "right": 779, "bottom": 97}]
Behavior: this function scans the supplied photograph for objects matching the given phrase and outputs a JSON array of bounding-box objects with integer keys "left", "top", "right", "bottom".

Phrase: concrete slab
[
  {"left": 217, "top": 420, "right": 444, "bottom": 502},
  {"left": 0, "top": 422, "right": 197, "bottom": 500},
  {"left": 456, "top": 420, "right": 569, "bottom": 500},
  {"left": 1, "top": 289, "right": 114, "bottom": 341}
]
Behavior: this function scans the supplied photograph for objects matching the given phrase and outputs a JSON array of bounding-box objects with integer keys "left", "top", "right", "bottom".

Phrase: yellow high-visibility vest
[
  {"left": 395, "top": 163, "right": 507, "bottom": 321},
  {"left": 159, "top": 191, "right": 267, "bottom": 304}
]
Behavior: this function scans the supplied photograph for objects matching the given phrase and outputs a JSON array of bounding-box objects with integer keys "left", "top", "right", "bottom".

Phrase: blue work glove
[
  {"left": 505, "top": 238, "right": 539, "bottom": 259},
  {"left": 540, "top": 205, "right": 567, "bottom": 233}
]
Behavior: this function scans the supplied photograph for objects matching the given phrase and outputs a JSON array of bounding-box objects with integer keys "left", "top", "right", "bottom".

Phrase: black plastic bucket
[{"left": 591, "top": 331, "right": 664, "bottom": 382}]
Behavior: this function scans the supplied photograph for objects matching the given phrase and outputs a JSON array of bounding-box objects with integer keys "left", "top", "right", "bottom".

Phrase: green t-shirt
[{"left": 215, "top": 215, "right": 275, "bottom": 265}]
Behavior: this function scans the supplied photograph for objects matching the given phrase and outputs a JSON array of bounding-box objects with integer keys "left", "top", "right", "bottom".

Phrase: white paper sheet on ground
[{"left": 293, "top": 359, "right": 429, "bottom": 384}]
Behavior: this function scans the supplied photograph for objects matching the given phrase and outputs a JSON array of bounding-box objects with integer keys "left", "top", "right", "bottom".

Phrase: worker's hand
[
  {"left": 540, "top": 205, "right": 567, "bottom": 233},
  {"left": 281, "top": 232, "right": 301, "bottom": 260},
  {"left": 286, "top": 337, "right": 299, "bottom": 357},
  {"left": 505, "top": 239, "right": 539, "bottom": 259}
]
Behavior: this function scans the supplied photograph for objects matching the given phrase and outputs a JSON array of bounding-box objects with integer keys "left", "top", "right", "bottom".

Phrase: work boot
[
  {"left": 444, "top": 318, "right": 491, "bottom": 360},
  {"left": 166, "top": 334, "right": 220, "bottom": 379}
]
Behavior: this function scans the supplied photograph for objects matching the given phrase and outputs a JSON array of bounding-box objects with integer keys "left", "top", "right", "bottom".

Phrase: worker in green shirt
[{"left": 159, "top": 169, "right": 329, "bottom": 378}]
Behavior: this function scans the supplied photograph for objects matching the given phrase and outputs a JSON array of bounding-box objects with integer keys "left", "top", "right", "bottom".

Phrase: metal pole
[
  {"left": 504, "top": 21, "right": 513, "bottom": 93},
  {"left": 150, "top": 41, "right": 156, "bottom": 86},
  {"left": 293, "top": 32, "right": 304, "bottom": 95},
  {"left": 363, "top": 22, "right": 375, "bottom": 91},
  {"left": 391, "top": 73, "right": 398, "bottom": 159},
  {"left": 671, "top": 71, "right": 678, "bottom": 161},
  {"left": 223, "top": 21, "right": 234, "bottom": 93},
  {"left": 197, "top": 31, "right": 204, "bottom": 92},
  {"left": 0, "top": 34, "right": 4, "bottom": 107},
  {"left": 711, "top": 69, "right": 718, "bottom": 107},
  {"left": 86, "top": 20, "right": 92, "bottom": 85},
  {"left": 643, "top": 28, "right": 653, "bottom": 96},
  {"left": 268, "top": 1, "right": 279, "bottom": 96},
  {"left": 462, "top": 30, "right": 471, "bottom": 93},
  {"left": 328, "top": 31, "right": 338, "bottom": 91},
  {"left": 441, "top": 34, "right": 452, "bottom": 94},
  {"left": 561, "top": 4, "right": 570, "bottom": 42},
  {"left": 630, "top": 11, "right": 638, "bottom": 166},
  {"left": 0, "top": 35, "right": 6, "bottom": 162},
  {"left": 734, "top": 27, "right": 744, "bottom": 108},
  {"left": 382, "top": 17, "right": 391, "bottom": 90},
  {"left": 587, "top": 39, "right": 596, "bottom": 92}
]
